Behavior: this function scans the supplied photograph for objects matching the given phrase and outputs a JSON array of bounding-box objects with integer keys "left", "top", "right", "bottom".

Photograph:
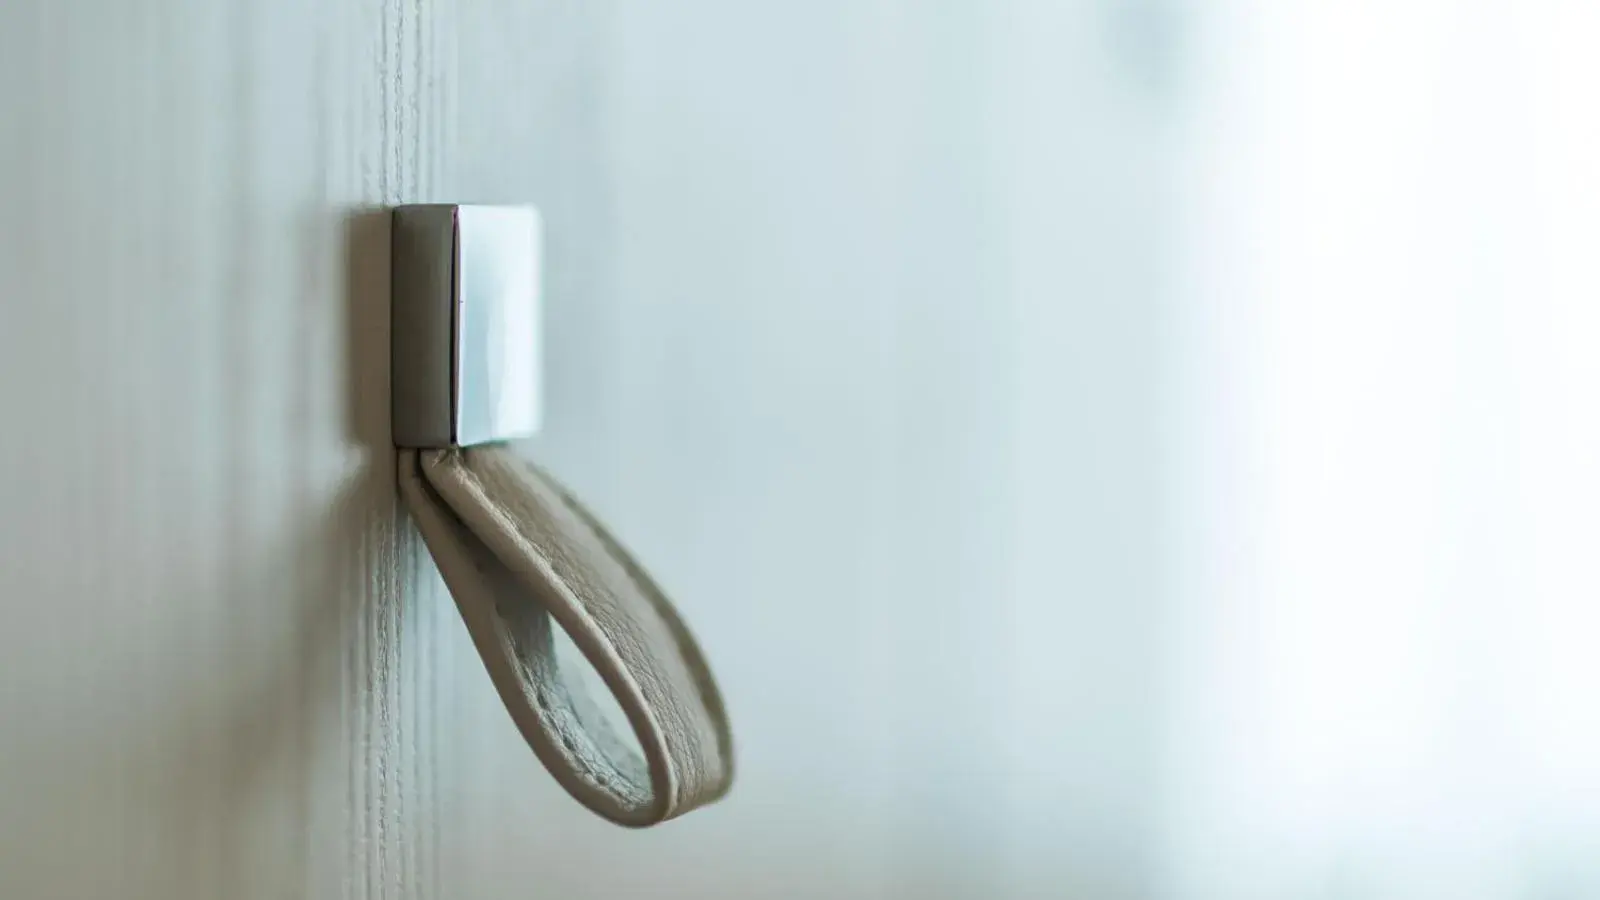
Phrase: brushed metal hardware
[{"left": 391, "top": 204, "right": 542, "bottom": 448}]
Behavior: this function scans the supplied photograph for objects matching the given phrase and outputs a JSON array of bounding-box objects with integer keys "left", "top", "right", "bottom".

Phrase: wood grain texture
[{"left": 0, "top": 0, "right": 454, "bottom": 897}]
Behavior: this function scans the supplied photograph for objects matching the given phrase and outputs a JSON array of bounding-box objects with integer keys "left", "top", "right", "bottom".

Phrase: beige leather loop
[{"left": 397, "top": 445, "right": 734, "bottom": 827}]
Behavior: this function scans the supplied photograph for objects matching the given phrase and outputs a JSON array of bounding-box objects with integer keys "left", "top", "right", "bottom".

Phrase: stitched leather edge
[{"left": 398, "top": 447, "right": 734, "bottom": 826}]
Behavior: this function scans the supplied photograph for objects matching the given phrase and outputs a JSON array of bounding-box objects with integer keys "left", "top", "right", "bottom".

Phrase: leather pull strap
[{"left": 397, "top": 445, "right": 734, "bottom": 827}]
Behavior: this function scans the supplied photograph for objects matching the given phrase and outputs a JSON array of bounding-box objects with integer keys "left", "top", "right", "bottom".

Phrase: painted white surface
[
  {"left": 1, "top": 1, "right": 1597, "bottom": 898},
  {"left": 1166, "top": 3, "right": 1600, "bottom": 897}
]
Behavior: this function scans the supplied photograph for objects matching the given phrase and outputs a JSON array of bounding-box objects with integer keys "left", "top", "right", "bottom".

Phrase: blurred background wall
[{"left": 526, "top": 1, "right": 1600, "bottom": 895}]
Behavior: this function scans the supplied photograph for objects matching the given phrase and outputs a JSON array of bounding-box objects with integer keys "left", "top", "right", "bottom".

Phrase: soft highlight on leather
[{"left": 397, "top": 445, "right": 734, "bottom": 827}]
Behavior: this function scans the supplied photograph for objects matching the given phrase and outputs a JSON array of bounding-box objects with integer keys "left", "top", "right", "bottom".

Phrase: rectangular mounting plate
[{"left": 391, "top": 204, "right": 543, "bottom": 448}]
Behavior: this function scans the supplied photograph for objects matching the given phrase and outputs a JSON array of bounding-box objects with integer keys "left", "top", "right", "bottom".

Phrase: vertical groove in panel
[
  {"left": 375, "top": 15, "right": 401, "bottom": 900},
  {"left": 379, "top": 0, "right": 392, "bottom": 202},
  {"left": 406, "top": 0, "right": 423, "bottom": 201},
  {"left": 428, "top": 2, "right": 445, "bottom": 199},
  {"left": 358, "top": 0, "right": 451, "bottom": 895},
  {"left": 393, "top": 13, "right": 418, "bottom": 893},
  {"left": 1, "top": 0, "right": 446, "bottom": 896},
  {"left": 426, "top": 7, "right": 453, "bottom": 898},
  {"left": 356, "top": 0, "right": 397, "bottom": 893},
  {"left": 417, "top": 5, "right": 450, "bottom": 899}
]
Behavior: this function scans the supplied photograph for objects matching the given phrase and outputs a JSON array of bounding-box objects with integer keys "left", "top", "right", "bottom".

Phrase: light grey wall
[
  {"left": 495, "top": 2, "right": 1180, "bottom": 895},
  {"left": 455, "top": 1, "right": 1180, "bottom": 896},
  {"left": 4, "top": 1, "right": 1597, "bottom": 899},
  {"left": 0, "top": 0, "right": 1177, "bottom": 894}
]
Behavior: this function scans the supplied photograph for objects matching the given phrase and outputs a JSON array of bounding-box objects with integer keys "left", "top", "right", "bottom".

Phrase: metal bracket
[{"left": 391, "top": 204, "right": 543, "bottom": 448}]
